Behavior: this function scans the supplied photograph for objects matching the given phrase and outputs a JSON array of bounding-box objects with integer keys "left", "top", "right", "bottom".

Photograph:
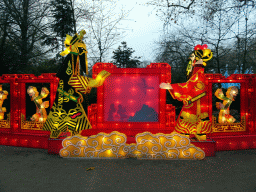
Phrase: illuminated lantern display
[
  {"left": 160, "top": 44, "right": 213, "bottom": 141},
  {"left": 27, "top": 86, "right": 50, "bottom": 123},
  {"left": 42, "top": 30, "right": 111, "bottom": 138},
  {"left": 59, "top": 131, "right": 205, "bottom": 160},
  {"left": 85, "top": 62, "right": 172, "bottom": 135},
  {"left": 215, "top": 86, "right": 239, "bottom": 123},
  {"left": 0, "top": 84, "right": 8, "bottom": 120},
  {"left": 0, "top": 32, "right": 256, "bottom": 155}
]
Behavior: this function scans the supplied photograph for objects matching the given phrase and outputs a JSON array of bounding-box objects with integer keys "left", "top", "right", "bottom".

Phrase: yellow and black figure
[{"left": 43, "top": 30, "right": 111, "bottom": 138}]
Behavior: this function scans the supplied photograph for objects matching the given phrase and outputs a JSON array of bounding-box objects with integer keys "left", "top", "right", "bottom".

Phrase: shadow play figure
[
  {"left": 42, "top": 30, "right": 111, "bottom": 138},
  {"left": 215, "top": 86, "right": 239, "bottom": 123},
  {"left": 160, "top": 44, "right": 213, "bottom": 141}
]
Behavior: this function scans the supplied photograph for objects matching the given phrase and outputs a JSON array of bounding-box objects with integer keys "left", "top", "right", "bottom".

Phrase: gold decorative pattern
[
  {"left": 180, "top": 111, "right": 209, "bottom": 123},
  {"left": 196, "top": 81, "right": 205, "bottom": 90},
  {"left": 188, "top": 71, "right": 200, "bottom": 82},
  {"left": 177, "top": 72, "right": 200, "bottom": 89},
  {"left": 68, "top": 75, "right": 91, "bottom": 94},
  {"left": 0, "top": 113, "right": 10, "bottom": 128},
  {"left": 178, "top": 83, "right": 188, "bottom": 88},
  {"left": 21, "top": 113, "right": 44, "bottom": 130},
  {"left": 129, "top": 132, "right": 205, "bottom": 160},
  {"left": 175, "top": 117, "right": 212, "bottom": 134},
  {"left": 68, "top": 70, "right": 111, "bottom": 95},
  {"left": 191, "top": 92, "right": 206, "bottom": 103},
  {"left": 59, "top": 131, "right": 205, "bottom": 160},
  {"left": 183, "top": 102, "right": 194, "bottom": 109},
  {"left": 60, "top": 135, "right": 88, "bottom": 157},
  {"left": 66, "top": 61, "right": 72, "bottom": 75},
  {"left": 43, "top": 103, "right": 91, "bottom": 138},
  {"left": 59, "top": 132, "right": 129, "bottom": 158},
  {"left": 174, "top": 92, "right": 182, "bottom": 99},
  {"left": 57, "top": 80, "right": 64, "bottom": 105},
  {"left": 212, "top": 115, "right": 246, "bottom": 132}
]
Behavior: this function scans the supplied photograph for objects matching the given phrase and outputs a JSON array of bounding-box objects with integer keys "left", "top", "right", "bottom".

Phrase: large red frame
[
  {"left": 83, "top": 63, "right": 175, "bottom": 137},
  {"left": 0, "top": 73, "right": 58, "bottom": 148},
  {"left": 205, "top": 73, "right": 256, "bottom": 137}
]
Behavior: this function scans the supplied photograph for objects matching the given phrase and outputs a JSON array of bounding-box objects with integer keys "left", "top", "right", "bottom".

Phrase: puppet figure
[
  {"left": 42, "top": 30, "right": 110, "bottom": 138},
  {"left": 215, "top": 86, "right": 238, "bottom": 123},
  {"left": 0, "top": 84, "right": 8, "bottom": 120},
  {"left": 160, "top": 44, "right": 213, "bottom": 140},
  {"left": 27, "top": 86, "right": 49, "bottom": 123}
]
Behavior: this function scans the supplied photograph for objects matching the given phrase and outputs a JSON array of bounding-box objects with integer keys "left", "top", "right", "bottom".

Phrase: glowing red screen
[{"left": 104, "top": 75, "right": 159, "bottom": 122}]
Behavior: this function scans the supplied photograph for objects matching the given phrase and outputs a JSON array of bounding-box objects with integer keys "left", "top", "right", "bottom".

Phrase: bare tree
[
  {"left": 201, "top": 0, "right": 256, "bottom": 74},
  {"left": 147, "top": 0, "right": 255, "bottom": 30},
  {"left": 140, "top": 60, "right": 152, "bottom": 68},
  {"left": 79, "top": 0, "right": 130, "bottom": 63},
  {"left": 154, "top": 34, "right": 192, "bottom": 83},
  {"left": 1, "top": 0, "right": 55, "bottom": 73},
  {"left": 152, "top": 0, "right": 256, "bottom": 78},
  {"left": 0, "top": 2, "right": 11, "bottom": 74}
]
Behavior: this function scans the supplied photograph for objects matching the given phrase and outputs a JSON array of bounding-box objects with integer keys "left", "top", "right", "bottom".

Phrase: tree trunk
[
  {"left": 0, "top": 12, "right": 9, "bottom": 75},
  {"left": 242, "top": 17, "right": 248, "bottom": 73},
  {"left": 20, "top": 0, "right": 29, "bottom": 73},
  {"left": 69, "top": 0, "right": 76, "bottom": 33},
  {"left": 216, "top": 45, "right": 221, "bottom": 74}
]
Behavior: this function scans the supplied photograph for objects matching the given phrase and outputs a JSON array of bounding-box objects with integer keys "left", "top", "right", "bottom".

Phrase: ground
[{"left": 0, "top": 145, "right": 256, "bottom": 192}]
